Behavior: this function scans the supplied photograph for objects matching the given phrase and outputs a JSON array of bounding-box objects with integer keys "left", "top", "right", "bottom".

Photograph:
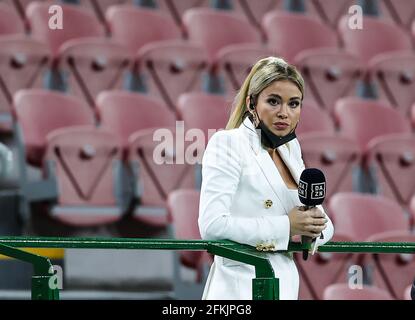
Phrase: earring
[{"left": 252, "top": 112, "right": 258, "bottom": 126}]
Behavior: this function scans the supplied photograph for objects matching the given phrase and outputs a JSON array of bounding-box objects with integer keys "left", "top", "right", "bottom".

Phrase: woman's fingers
[{"left": 304, "top": 224, "right": 326, "bottom": 233}]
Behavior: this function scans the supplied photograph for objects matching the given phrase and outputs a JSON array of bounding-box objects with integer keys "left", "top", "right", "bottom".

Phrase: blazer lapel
[{"left": 277, "top": 141, "right": 302, "bottom": 186}]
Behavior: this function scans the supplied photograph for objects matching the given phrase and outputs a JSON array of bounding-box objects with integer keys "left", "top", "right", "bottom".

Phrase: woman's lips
[{"left": 273, "top": 122, "right": 289, "bottom": 130}]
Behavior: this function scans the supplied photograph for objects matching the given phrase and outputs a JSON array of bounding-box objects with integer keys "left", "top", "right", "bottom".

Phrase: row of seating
[
  {"left": 10, "top": 89, "right": 415, "bottom": 225},
  {"left": 1, "top": 3, "right": 415, "bottom": 126},
  {"left": 167, "top": 189, "right": 415, "bottom": 299},
  {"left": 5, "top": 0, "right": 415, "bottom": 35}
]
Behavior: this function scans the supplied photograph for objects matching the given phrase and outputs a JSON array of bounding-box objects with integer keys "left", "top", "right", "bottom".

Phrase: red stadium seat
[
  {"left": 177, "top": 92, "right": 230, "bottom": 145},
  {"left": 96, "top": 90, "right": 176, "bottom": 155},
  {"left": 298, "top": 133, "right": 359, "bottom": 202},
  {"left": 334, "top": 97, "right": 412, "bottom": 154},
  {"left": 262, "top": 11, "right": 338, "bottom": 63},
  {"left": 134, "top": 40, "right": 208, "bottom": 115},
  {"left": 368, "top": 51, "right": 415, "bottom": 117},
  {"left": 215, "top": 44, "right": 274, "bottom": 97},
  {"left": 305, "top": 0, "right": 354, "bottom": 29},
  {"left": 58, "top": 38, "right": 131, "bottom": 107},
  {"left": 323, "top": 283, "right": 394, "bottom": 300},
  {"left": 366, "top": 134, "right": 415, "bottom": 215},
  {"left": 232, "top": 0, "right": 282, "bottom": 36},
  {"left": 147, "top": 0, "right": 210, "bottom": 33},
  {"left": 106, "top": 5, "right": 181, "bottom": 55},
  {"left": 167, "top": 189, "right": 212, "bottom": 298},
  {"left": 26, "top": 2, "right": 105, "bottom": 57},
  {"left": 367, "top": 231, "right": 415, "bottom": 300},
  {"left": 0, "top": 2, "right": 25, "bottom": 36},
  {"left": 379, "top": 0, "right": 415, "bottom": 32},
  {"left": 183, "top": 8, "right": 262, "bottom": 63},
  {"left": 329, "top": 193, "right": 409, "bottom": 241},
  {"left": 13, "top": 89, "right": 95, "bottom": 167},
  {"left": 44, "top": 126, "right": 124, "bottom": 226},
  {"left": 77, "top": 0, "right": 129, "bottom": 31},
  {"left": 294, "top": 48, "right": 363, "bottom": 113},
  {"left": 296, "top": 233, "right": 354, "bottom": 300},
  {"left": 338, "top": 15, "right": 412, "bottom": 64},
  {"left": 296, "top": 101, "right": 335, "bottom": 136},
  {"left": 0, "top": 37, "right": 49, "bottom": 132},
  {"left": 128, "top": 127, "right": 197, "bottom": 227},
  {"left": 12, "top": 89, "right": 96, "bottom": 219}
]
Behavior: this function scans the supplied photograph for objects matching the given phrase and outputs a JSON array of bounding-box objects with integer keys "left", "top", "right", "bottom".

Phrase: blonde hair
[{"left": 225, "top": 57, "right": 305, "bottom": 130}]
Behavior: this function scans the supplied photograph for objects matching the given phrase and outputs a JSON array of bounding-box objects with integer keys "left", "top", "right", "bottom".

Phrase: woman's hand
[{"left": 288, "top": 206, "right": 327, "bottom": 238}]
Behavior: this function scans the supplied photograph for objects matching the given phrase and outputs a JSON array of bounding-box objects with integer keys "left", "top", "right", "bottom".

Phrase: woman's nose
[{"left": 276, "top": 103, "right": 289, "bottom": 118}]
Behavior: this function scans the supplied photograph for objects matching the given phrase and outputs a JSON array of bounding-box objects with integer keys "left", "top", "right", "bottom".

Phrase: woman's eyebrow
[{"left": 267, "top": 93, "right": 301, "bottom": 100}]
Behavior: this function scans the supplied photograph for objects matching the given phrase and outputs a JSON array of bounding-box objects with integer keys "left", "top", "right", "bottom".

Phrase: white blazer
[{"left": 198, "top": 117, "right": 334, "bottom": 300}]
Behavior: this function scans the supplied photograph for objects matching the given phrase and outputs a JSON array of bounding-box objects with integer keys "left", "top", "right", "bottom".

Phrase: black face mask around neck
[{"left": 255, "top": 119, "right": 297, "bottom": 149}]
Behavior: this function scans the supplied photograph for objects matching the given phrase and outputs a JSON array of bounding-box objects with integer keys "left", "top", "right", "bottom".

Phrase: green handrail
[{"left": 0, "top": 236, "right": 414, "bottom": 300}]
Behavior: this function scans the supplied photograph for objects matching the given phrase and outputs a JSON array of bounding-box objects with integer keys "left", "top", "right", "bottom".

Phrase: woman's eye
[
  {"left": 267, "top": 98, "right": 279, "bottom": 106},
  {"left": 289, "top": 101, "right": 300, "bottom": 108}
]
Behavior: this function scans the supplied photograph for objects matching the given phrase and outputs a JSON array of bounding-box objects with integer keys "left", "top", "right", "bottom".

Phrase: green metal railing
[{"left": 0, "top": 236, "right": 414, "bottom": 300}]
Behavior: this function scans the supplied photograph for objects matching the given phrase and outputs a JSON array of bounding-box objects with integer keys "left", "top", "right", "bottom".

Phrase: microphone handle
[{"left": 301, "top": 205, "right": 322, "bottom": 261}]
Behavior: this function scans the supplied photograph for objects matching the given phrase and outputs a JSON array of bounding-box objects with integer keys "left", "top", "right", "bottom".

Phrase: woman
[{"left": 198, "top": 57, "right": 334, "bottom": 300}]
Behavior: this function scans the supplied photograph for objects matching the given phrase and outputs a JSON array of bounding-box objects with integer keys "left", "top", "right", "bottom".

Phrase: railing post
[
  {"left": 0, "top": 243, "right": 59, "bottom": 300},
  {"left": 252, "top": 278, "right": 279, "bottom": 300}
]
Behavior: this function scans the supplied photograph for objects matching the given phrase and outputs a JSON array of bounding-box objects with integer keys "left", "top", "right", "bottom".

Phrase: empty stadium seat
[
  {"left": 323, "top": 283, "right": 394, "bottom": 300},
  {"left": 334, "top": 97, "right": 412, "bottom": 154},
  {"left": 58, "top": 38, "right": 131, "bottom": 107},
  {"left": 294, "top": 48, "right": 363, "bottom": 113},
  {"left": 177, "top": 92, "right": 230, "bottom": 145},
  {"left": 368, "top": 51, "right": 415, "bottom": 116},
  {"left": 329, "top": 193, "right": 409, "bottom": 241},
  {"left": 296, "top": 233, "right": 354, "bottom": 300},
  {"left": 134, "top": 40, "right": 208, "bottom": 115},
  {"left": 305, "top": 0, "right": 354, "bottom": 29},
  {"left": 142, "top": 0, "right": 210, "bottom": 34},
  {"left": 26, "top": 2, "right": 105, "bottom": 57},
  {"left": 0, "top": 2, "right": 25, "bottom": 36},
  {"left": 296, "top": 101, "right": 335, "bottom": 136},
  {"left": 0, "top": 37, "right": 49, "bottom": 132},
  {"left": 262, "top": 11, "right": 338, "bottom": 63},
  {"left": 44, "top": 126, "right": 124, "bottom": 226},
  {"left": 12, "top": 89, "right": 96, "bottom": 219},
  {"left": 367, "top": 231, "right": 415, "bottom": 300},
  {"left": 128, "top": 127, "right": 197, "bottom": 227},
  {"left": 77, "top": 0, "right": 129, "bottom": 31},
  {"left": 183, "top": 8, "right": 262, "bottom": 63},
  {"left": 106, "top": 5, "right": 182, "bottom": 55},
  {"left": 215, "top": 44, "right": 274, "bottom": 97},
  {"left": 13, "top": 89, "right": 95, "bottom": 167},
  {"left": 338, "top": 15, "right": 412, "bottom": 64},
  {"left": 298, "top": 133, "right": 360, "bottom": 202},
  {"left": 167, "top": 189, "right": 211, "bottom": 299},
  {"left": 96, "top": 90, "right": 176, "bottom": 155},
  {"left": 379, "top": 0, "right": 415, "bottom": 32},
  {"left": 366, "top": 134, "right": 415, "bottom": 215},
  {"left": 232, "top": 0, "right": 282, "bottom": 37}
]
